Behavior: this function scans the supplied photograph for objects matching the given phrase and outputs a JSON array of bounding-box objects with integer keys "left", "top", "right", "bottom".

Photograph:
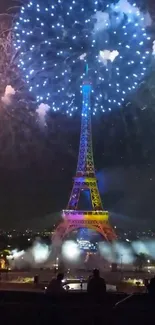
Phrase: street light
[
  {"left": 56, "top": 257, "right": 59, "bottom": 270},
  {"left": 120, "top": 254, "right": 123, "bottom": 281}
]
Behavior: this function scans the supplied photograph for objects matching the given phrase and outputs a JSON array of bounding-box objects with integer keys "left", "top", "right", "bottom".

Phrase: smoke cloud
[
  {"left": 93, "top": 11, "right": 110, "bottom": 33},
  {"left": 93, "top": 0, "right": 152, "bottom": 33},
  {"left": 143, "top": 12, "right": 152, "bottom": 27},
  {"left": 7, "top": 238, "right": 51, "bottom": 269},
  {"left": 7, "top": 238, "right": 155, "bottom": 269},
  {"left": 152, "top": 40, "right": 155, "bottom": 55},
  {"left": 99, "top": 50, "right": 119, "bottom": 65},
  {"left": 1, "top": 85, "right": 16, "bottom": 105},
  {"left": 112, "top": 0, "right": 139, "bottom": 16},
  {"left": 32, "top": 240, "right": 50, "bottom": 263},
  {"left": 99, "top": 240, "right": 155, "bottom": 264},
  {"left": 79, "top": 53, "right": 87, "bottom": 60},
  {"left": 36, "top": 103, "right": 50, "bottom": 126},
  {"left": 62, "top": 240, "right": 81, "bottom": 262}
]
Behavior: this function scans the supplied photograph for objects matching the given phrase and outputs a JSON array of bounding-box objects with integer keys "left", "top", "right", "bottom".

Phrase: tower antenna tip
[{"left": 86, "top": 63, "right": 89, "bottom": 75}]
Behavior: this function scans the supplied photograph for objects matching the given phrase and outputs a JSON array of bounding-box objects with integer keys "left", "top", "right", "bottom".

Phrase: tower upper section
[{"left": 76, "top": 76, "right": 95, "bottom": 178}]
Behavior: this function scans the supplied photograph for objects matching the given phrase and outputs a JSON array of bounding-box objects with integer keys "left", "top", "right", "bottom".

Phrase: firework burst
[{"left": 14, "top": 0, "right": 152, "bottom": 116}]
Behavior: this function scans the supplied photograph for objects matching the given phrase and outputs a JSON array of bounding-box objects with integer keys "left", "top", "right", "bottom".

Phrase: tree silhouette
[{"left": 134, "top": 253, "right": 147, "bottom": 272}]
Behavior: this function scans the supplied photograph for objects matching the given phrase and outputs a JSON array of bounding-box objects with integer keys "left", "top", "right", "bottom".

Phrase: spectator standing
[
  {"left": 87, "top": 269, "right": 106, "bottom": 302},
  {"left": 148, "top": 276, "right": 155, "bottom": 298},
  {"left": 46, "top": 273, "right": 65, "bottom": 295}
]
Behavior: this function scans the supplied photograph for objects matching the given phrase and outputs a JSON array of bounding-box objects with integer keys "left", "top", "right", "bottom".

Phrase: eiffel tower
[{"left": 53, "top": 68, "right": 116, "bottom": 244}]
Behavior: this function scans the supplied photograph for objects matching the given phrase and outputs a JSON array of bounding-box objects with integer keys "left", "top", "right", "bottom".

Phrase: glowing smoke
[
  {"left": 10, "top": 249, "right": 25, "bottom": 259},
  {"left": 7, "top": 238, "right": 155, "bottom": 269},
  {"left": 112, "top": 0, "right": 152, "bottom": 26},
  {"left": 32, "top": 240, "right": 50, "bottom": 263},
  {"left": 114, "top": 242, "right": 134, "bottom": 264},
  {"left": 112, "top": 0, "right": 139, "bottom": 16},
  {"left": 143, "top": 11, "right": 152, "bottom": 27},
  {"left": 7, "top": 238, "right": 51, "bottom": 269},
  {"left": 99, "top": 50, "right": 119, "bottom": 65},
  {"left": 93, "top": 0, "right": 152, "bottom": 33},
  {"left": 152, "top": 40, "right": 155, "bottom": 55},
  {"left": 36, "top": 103, "right": 50, "bottom": 126},
  {"left": 79, "top": 53, "right": 87, "bottom": 60},
  {"left": 93, "top": 11, "right": 110, "bottom": 32},
  {"left": 98, "top": 242, "right": 114, "bottom": 263},
  {"left": 99, "top": 240, "right": 155, "bottom": 264},
  {"left": 62, "top": 240, "right": 81, "bottom": 262},
  {"left": 145, "top": 241, "right": 155, "bottom": 259},
  {"left": 99, "top": 241, "right": 134, "bottom": 264},
  {"left": 1, "top": 85, "right": 16, "bottom": 105},
  {"left": 131, "top": 241, "right": 149, "bottom": 255}
]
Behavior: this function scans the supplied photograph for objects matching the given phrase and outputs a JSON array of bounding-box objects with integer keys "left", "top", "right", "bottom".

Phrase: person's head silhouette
[
  {"left": 57, "top": 273, "right": 64, "bottom": 282},
  {"left": 93, "top": 269, "right": 100, "bottom": 278}
]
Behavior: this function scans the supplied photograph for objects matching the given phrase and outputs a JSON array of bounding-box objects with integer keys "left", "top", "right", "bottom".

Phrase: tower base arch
[{"left": 52, "top": 210, "right": 117, "bottom": 247}]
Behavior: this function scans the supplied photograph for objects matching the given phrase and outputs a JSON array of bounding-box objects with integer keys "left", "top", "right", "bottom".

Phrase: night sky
[{"left": 0, "top": 0, "right": 155, "bottom": 230}]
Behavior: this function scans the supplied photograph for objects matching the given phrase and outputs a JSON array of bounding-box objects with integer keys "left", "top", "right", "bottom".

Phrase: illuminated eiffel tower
[{"left": 53, "top": 66, "right": 116, "bottom": 244}]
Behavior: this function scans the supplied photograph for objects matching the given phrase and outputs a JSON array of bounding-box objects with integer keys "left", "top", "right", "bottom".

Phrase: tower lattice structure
[{"left": 53, "top": 74, "right": 116, "bottom": 243}]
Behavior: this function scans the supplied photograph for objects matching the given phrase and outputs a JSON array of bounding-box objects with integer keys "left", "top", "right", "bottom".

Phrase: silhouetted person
[
  {"left": 87, "top": 269, "right": 106, "bottom": 302},
  {"left": 148, "top": 276, "right": 155, "bottom": 298},
  {"left": 46, "top": 273, "right": 65, "bottom": 295},
  {"left": 144, "top": 278, "right": 149, "bottom": 293},
  {"left": 34, "top": 274, "right": 39, "bottom": 285}
]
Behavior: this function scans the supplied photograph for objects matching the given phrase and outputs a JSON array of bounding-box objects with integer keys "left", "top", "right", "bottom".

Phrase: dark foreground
[{"left": 0, "top": 290, "right": 155, "bottom": 324}]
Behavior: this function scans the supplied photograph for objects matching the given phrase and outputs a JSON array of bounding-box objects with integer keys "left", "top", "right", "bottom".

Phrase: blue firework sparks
[{"left": 14, "top": 0, "right": 152, "bottom": 116}]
